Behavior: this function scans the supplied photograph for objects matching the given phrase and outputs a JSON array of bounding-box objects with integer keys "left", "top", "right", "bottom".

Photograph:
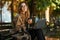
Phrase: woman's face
[{"left": 21, "top": 3, "right": 28, "bottom": 12}]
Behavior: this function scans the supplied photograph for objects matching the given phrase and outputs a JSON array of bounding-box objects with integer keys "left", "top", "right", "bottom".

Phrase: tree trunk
[{"left": 45, "top": 7, "right": 50, "bottom": 22}]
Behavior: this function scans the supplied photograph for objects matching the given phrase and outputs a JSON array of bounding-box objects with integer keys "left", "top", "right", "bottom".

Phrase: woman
[
  {"left": 16, "top": 2, "right": 30, "bottom": 32},
  {"left": 9, "top": 2, "right": 30, "bottom": 40}
]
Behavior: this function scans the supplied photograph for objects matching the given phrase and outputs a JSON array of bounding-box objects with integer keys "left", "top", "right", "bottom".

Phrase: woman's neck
[
  {"left": 19, "top": 12, "right": 26, "bottom": 15},
  {"left": 22, "top": 12, "right": 25, "bottom": 14}
]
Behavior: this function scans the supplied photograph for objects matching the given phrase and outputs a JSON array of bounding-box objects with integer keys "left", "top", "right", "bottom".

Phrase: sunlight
[{"left": 45, "top": 7, "right": 50, "bottom": 22}]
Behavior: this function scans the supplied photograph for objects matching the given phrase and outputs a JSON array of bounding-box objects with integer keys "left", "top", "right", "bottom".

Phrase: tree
[
  {"left": 35, "top": 0, "right": 60, "bottom": 22},
  {"left": 27, "top": 0, "right": 60, "bottom": 22},
  {"left": 35, "top": 0, "right": 60, "bottom": 10}
]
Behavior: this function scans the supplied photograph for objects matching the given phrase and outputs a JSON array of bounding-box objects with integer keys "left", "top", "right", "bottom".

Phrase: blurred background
[{"left": 0, "top": 0, "right": 60, "bottom": 40}]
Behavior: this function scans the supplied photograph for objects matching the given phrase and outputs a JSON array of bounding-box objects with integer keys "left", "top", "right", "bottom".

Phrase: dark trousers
[{"left": 28, "top": 29, "right": 45, "bottom": 40}]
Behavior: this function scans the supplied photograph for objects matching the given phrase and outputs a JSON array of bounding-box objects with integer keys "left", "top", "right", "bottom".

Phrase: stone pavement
[{"left": 45, "top": 36, "right": 60, "bottom": 40}]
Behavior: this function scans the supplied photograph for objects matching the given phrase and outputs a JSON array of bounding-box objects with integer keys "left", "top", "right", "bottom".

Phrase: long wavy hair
[{"left": 18, "top": 1, "right": 30, "bottom": 19}]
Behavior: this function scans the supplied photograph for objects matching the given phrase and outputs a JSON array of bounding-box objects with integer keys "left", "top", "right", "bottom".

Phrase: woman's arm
[{"left": 16, "top": 16, "right": 22, "bottom": 31}]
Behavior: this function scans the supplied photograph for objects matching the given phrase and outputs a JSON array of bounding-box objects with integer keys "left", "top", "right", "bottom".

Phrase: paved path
[{"left": 45, "top": 36, "right": 60, "bottom": 40}]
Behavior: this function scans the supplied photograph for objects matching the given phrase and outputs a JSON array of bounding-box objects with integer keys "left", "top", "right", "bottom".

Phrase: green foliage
[
  {"left": 35, "top": 0, "right": 51, "bottom": 10},
  {"left": 34, "top": 0, "right": 60, "bottom": 10},
  {"left": 52, "top": 0, "right": 60, "bottom": 9},
  {"left": 27, "top": 0, "right": 60, "bottom": 10}
]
